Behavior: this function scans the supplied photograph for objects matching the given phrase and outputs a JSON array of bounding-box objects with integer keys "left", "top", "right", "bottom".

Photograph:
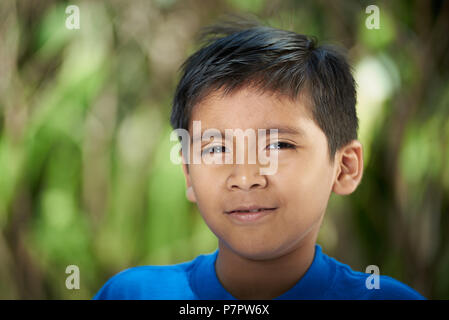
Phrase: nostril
[{"left": 227, "top": 173, "right": 268, "bottom": 191}]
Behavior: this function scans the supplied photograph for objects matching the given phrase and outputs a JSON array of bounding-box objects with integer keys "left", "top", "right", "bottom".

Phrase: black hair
[{"left": 170, "top": 18, "right": 358, "bottom": 163}]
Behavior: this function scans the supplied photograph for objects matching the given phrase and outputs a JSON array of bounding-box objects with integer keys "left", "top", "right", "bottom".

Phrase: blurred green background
[{"left": 0, "top": 0, "right": 448, "bottom": 299}]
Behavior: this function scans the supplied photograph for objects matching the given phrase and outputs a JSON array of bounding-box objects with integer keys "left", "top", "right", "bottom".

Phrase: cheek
[
  {"left": 277, "top": 158, "right": 333, "bottom": 214},
  {"left": 189, "top": 165, "right": 224, "bottom": 215},
  {"left": 189, "top": 167, "right": 232, "bottom": 242}
]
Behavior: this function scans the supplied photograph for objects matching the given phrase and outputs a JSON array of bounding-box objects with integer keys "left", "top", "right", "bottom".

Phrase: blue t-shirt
[{"left": 93, "top": 244, "right": 425, "bottom": 300}]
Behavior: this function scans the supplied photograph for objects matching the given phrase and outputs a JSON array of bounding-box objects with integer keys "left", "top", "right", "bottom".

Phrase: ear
[
  {"left": 332, "top": 140, "right": 364, "bottom": 195},
  {"left": 180, "top": 149, "right": 197, "bottom": 203}
]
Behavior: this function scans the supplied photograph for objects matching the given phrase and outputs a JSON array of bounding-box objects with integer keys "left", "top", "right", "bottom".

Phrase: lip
[
  {"left": 225, "top": 205, "right": 278, "bottom": 214},
  {"left": 224, "top": 207, "right": 278, "bottom": 224}
]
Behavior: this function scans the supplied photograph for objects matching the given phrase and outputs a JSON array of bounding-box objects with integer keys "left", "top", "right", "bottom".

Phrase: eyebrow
[{"left": 191, "top": 125, "right": 307, "bottom": 143}]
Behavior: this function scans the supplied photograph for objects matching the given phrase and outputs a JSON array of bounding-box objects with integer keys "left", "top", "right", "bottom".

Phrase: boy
[{"left": 93, "top": 20, "right": 425, "bottom": 300}]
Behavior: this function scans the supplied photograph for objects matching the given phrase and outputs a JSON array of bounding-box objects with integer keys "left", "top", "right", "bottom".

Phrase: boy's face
[{"left": 182, "top": 87, "right": 341, "bottom": 260}]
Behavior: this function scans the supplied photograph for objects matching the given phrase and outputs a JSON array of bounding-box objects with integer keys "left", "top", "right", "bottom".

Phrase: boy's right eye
[{"left": 202, "top": 145, "right": 229, "bottom": 155}]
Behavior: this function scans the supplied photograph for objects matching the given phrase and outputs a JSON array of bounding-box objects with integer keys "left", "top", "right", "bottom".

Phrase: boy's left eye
[{"left": 266, "top": 142, "right": 296, "bottom": 150}]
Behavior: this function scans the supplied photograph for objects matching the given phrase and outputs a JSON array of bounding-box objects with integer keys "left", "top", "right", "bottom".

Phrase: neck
[{"left": 215, "top": 232, "right": 318, "bottom": 300}]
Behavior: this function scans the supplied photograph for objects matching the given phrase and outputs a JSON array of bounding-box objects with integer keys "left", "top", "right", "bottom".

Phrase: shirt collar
[{"left": 190, "top": 243, "right": 335, "bottom": 300}]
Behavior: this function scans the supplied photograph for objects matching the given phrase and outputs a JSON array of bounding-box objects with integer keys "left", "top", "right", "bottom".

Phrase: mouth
[
  {"left": 225, "top": 205, "right": 278, "bottom": 214},
  {"left": 224, "top": 206, "right": 278, "bottom": 223},
  {"left": 226, "top": 208, "right": 277, "bottom": 214}
]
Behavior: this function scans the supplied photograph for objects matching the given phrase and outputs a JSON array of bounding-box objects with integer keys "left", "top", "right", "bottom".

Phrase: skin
[{"left": 181, "top": 86, "right": 364, "bottom": 300}]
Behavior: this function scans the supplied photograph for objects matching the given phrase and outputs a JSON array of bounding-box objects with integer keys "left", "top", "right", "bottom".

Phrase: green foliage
[{"left": 0, "top": 0, "right": 447, "bottom": 299}]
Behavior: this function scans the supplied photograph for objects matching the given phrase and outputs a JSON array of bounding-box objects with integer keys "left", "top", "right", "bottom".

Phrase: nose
[{"left": 226, "top": 164, "right": 268, "bottom": 191}]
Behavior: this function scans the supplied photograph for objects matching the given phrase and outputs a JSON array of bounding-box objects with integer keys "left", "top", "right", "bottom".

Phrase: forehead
[{"left": 189, "top": 87, "right": 314, "bottom": 133}]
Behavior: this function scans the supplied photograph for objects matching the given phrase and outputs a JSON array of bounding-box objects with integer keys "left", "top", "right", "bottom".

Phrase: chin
[{"left": 228, "top": 241, "right": 285, "bottom": 261}]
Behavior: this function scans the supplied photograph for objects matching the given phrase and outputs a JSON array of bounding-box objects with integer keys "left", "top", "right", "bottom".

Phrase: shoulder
[
  {"left": 92, "top": 258, "right": 200, "bottom": 300},
  {"left": 323, "top": 254, "right": 426, "bottom": 300}
]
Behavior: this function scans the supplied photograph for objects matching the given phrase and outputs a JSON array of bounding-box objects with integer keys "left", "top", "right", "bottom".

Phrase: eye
[
  {"left": 266, "top": 142, "right": 296, "bottom": 150},
  {"left": 202, "top": 145, "right": 229, "bottom": 155}
]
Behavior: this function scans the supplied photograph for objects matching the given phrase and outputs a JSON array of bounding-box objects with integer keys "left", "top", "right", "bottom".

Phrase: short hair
[{"left": 170, "top": 18, "right": 358, "bottom": 163}]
